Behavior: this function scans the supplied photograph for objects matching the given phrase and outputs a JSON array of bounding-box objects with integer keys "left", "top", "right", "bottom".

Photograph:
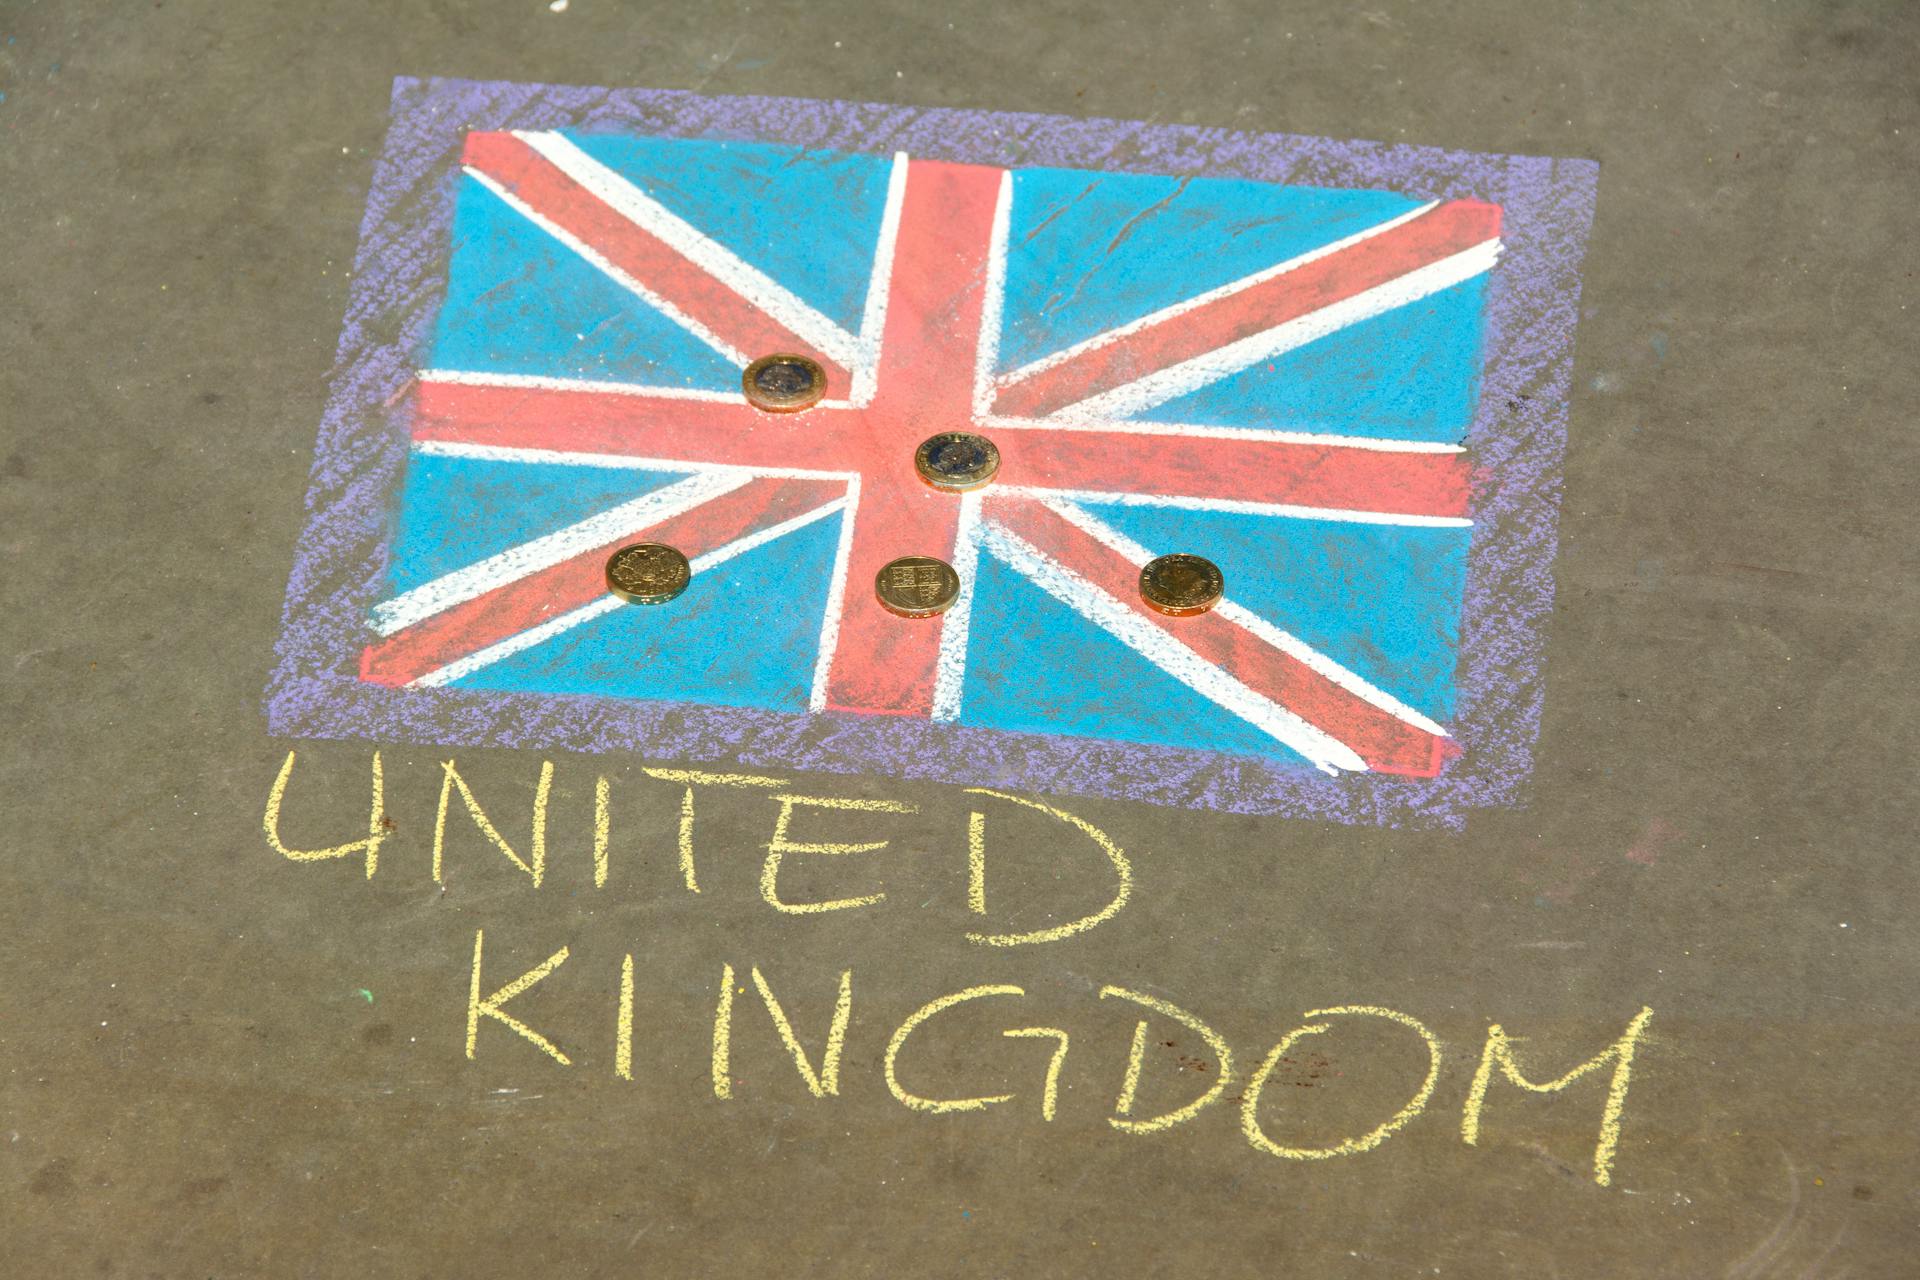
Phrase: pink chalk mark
[{"left": 1625, "top": 817, "right": 1682, "bottom": 866}]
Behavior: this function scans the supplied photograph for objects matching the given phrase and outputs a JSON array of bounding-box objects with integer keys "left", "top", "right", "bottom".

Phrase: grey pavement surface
[{"left": 1, "top": 1, "right": 1916, "bottom": 1275}]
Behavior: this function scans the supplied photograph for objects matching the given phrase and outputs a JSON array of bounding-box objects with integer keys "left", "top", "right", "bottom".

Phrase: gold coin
[
  {"left": 742, "top": 353, "right": 826, "bottom": 413},
  {"left": 606, "top": 542, "right": 692, "bottom": 605},
  {"left": 875, "top": 555, "right": 961, "bottom": 618},
  {"left": 1139, "top": 553, "right": 1224, "bottom": 616},
  {"left": 914, "top": 432, "right": 1001, "bottom": 492}
]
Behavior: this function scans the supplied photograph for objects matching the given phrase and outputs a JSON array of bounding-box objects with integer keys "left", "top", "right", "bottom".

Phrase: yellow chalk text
[
  {"left": 962, "top": 789, "right": 1131, "bottom": 947},
  {"left": 464, "top": 929, "right": 572, "bottom": 1067},
  {"left": 262, "top": 750, "right": 387, "bottom": 880},
  {"left": 1461, "top": 1006, "right": 1656, "bottom": 1187},
  {"left": 760, "top": 794, "right": 915, "bottom": 914},
  {"left": 1241, "top": 1006, "right": 1441, "bottom": 1161}
]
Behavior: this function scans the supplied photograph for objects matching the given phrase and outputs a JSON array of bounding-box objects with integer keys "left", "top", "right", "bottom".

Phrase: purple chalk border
[{"left": 264, "top": 76, "right": 1597, "bottom": 830}]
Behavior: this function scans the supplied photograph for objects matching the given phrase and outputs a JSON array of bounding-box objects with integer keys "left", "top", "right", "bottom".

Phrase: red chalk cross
[{"left": 376, "top": 131, "right": 1499, "bottom": 777}]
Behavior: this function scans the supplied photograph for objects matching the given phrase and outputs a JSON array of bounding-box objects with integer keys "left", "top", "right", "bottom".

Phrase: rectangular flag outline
[{"left": 265, "top": 76, "right": 1599, "bottom": 829}]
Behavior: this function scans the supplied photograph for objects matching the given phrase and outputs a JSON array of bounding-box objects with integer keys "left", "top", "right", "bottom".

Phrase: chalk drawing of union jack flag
[{"left": 268, "top": 79, "right": 1598, "bottom": 825}]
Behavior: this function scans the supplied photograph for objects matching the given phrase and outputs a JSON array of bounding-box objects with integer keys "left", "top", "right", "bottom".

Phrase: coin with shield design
[{"left": 875, "top": 555, "right": 961, "bottom": 618}]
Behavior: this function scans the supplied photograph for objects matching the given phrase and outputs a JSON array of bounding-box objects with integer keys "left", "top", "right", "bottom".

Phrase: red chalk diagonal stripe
[
  {"left": 991, "top": 201, "right": 1502, "bottom": 421},
  {"left": 983, "top": 494, "right": 1455, "bottom": 777},
  {"left": 461, "top": 131, "right": 856, "bottom": 395},
  {"left": 360, "top": 474, "right": 844, "bottom": 687}
]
